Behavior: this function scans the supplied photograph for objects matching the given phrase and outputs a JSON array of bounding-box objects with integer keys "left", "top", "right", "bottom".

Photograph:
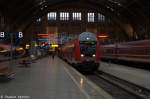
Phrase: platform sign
[
  {"left": 0, "top": 32, "right": 11, "bottom": 42},
  {"left": 16, "top": 32, "right": 23, "bottom": 39},
  {"left": 0, "top": 32, "right": 5, "bottom": 38},
  {"left": 0, "top": 32, "right": 23, "bottom": 39},
  {"left": 14, "top": 32, "right": 23, "bottom": 46}
]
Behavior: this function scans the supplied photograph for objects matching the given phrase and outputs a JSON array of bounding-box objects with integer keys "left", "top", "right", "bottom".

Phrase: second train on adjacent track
[{"left": 102, "top": 39, "right": 150, "bottom": 65}]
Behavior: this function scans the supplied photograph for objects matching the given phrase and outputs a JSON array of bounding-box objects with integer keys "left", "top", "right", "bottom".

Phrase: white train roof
[{"left": 79, "top": 32, "right": 97, "bottom": 41}]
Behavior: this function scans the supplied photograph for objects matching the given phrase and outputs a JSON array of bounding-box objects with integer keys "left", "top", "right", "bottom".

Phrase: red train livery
[{"left": 59, "top": 32, "right": 101, "bottom": 72}]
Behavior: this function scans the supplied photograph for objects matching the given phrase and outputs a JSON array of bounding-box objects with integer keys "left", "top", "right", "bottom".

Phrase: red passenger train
[
  {"left": 59, "top": 32, "right": 101, "bottom": 72},
  {"left": 102, "top": 39, "right": 150, "bottom": 64}
]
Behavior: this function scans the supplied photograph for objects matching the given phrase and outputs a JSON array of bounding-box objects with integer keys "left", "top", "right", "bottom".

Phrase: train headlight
[
  {"left": 92, "top": 54, "right": 96, "bottom": 57},
  {"left": 81, "top": 54, "right": 84, "bottom": 57}
]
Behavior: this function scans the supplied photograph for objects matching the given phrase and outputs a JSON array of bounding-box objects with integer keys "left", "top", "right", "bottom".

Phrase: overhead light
[
  {"left": 92, "top": 54, "right": 96, "bottom": 57},
  {"left": 87, "top": 37, "right": 90, "bottom": 40},
  {"left": 51, "top": 44, "right": 58, "bottom": 48},
  {"left": 16, "top": 47, "right": 24, "bottom": 51},
  {"left": 81, "top": 54, "right": 84, "bottom": 57},
  {"left": 98, "top": 33, "right": 109, "bottom": 38},
  {"left": 26, "top": 44, "right": 30, "bottom": 49},
  {"left": 98, "top": 35, "right": 108, "bottom": 38}
]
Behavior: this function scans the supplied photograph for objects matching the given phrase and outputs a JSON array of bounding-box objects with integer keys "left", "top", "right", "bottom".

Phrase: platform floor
[
  {"left": 0, "top": 57, "right": 113, "bottom": 99},
  {"left": 99, "top": 62, "right": 150, "bottom": 90}
]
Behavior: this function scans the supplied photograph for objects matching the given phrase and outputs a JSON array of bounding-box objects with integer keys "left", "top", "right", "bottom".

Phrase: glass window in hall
[
  {"left": 60, "top": 12, "right": 69, "bottom": 20},
  {"left": 47, "top": 12, "right": 57, "bottom": 20},
  {"left": 98, "top": 13, "right": 105, "bottom": 22},
  {"left": 88, "top": 13, "right": 95, "bottom": 22},
  {"left": 72, "top": 12, "right": 82, "bottom": 21},
  {"left": 37, "top": 18, "right": 41, "bottom": 22}
]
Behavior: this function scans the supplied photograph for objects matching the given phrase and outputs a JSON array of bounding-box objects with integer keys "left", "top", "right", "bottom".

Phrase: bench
[{"left": 0, "top": 66, "right": 14, "bottom": 79}]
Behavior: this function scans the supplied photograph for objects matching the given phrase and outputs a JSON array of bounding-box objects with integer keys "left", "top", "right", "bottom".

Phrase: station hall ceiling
[{"left": 0, "top": 0, "right": 150, "bottom": 31}]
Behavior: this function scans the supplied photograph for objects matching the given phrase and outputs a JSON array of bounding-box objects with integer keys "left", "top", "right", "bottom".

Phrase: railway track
[{"left": 87, "top": 71, "right": 150, "bottom": 99}]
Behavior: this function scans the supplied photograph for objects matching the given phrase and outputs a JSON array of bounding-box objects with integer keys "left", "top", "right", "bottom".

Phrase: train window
[
  {"left": 80, "top": 41, "right": 96, "bottom": 56},
  {"left": 80, "top": 41, "right": 96, "bottom": 44}
]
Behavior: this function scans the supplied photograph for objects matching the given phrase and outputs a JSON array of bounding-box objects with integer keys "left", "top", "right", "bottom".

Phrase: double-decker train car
[
  {"left": 60, "top": 32, "right": 101, "bottom": 72},
  {"left": 102, "top": 39, "right": 150, "bottom": 64}
]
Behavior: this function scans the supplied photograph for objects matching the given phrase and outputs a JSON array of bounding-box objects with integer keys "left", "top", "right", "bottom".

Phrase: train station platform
[
  {"left": 0, "top": 57, "right": 114, "bottom": 99},
  {"left": 99, "top": 62, "right": 150, "bottom": 90}
]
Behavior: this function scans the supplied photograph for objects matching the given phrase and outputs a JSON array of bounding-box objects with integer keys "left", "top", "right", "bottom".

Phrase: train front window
[{"left": 80, "top": 41, "right": 96, "bottom": 57}]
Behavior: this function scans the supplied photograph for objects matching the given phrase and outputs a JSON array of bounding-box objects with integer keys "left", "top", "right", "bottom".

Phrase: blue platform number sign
[
  {"left": 18, "top": 32, "right": 23, "bottom": 38},
  {"left": 14, "top": 32, "right": 23, "bottom": 46},
  {"left": 0, "top": 32, "right": 5, "bottom": 38}
]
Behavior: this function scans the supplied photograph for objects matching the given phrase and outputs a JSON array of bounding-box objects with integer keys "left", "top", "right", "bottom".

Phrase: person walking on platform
[{"left": 52, "top": 53, "right": 55, "bottom": 59}]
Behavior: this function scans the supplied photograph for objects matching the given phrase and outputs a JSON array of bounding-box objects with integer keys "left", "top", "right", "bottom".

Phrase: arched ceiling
[{"left": 0, "top": 0, "right": 150, "bottom": 32}]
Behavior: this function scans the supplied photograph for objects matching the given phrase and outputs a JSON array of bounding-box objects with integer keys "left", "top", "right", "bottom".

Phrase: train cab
[{"left": 60, "top": 32, "right": 101, "bottom": 72}]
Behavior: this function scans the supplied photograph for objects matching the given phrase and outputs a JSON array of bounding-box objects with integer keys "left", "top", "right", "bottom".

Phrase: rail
[{"left": 93, "top": 71, "right": 150, "bottom": 99}]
